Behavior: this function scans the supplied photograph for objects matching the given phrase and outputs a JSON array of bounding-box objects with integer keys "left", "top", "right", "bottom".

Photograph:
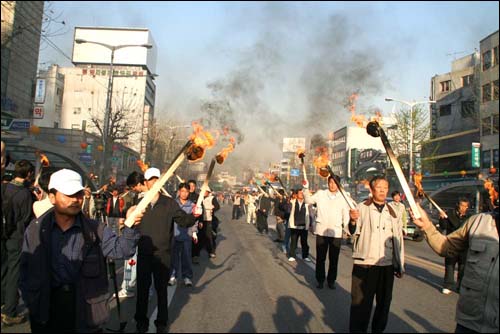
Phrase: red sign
[{"left": 33, "top": 106, "right": 44, "bottom": 119}]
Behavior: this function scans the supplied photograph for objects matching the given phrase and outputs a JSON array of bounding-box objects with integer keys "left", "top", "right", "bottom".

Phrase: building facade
[
  {"left": 479, "top": 30, "right": 499, "bottom": 173},
  {"left": 1, "top": 1, "right": 44, "bottom": 121},
  {"left": 33, "top": 64, "right": 65, "bottom": 128},
  {"left": 424, "top": 52, "right": 481, "bottom": 179}
]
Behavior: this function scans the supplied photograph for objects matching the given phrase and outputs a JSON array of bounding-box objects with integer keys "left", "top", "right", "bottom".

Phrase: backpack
[{"left": 1, "top": 183, "right": 22, "bottom": 239}]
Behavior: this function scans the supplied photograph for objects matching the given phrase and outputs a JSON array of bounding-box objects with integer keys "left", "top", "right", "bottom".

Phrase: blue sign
[
  {"left": 9, "top": 119, "right": 31, "bottom": 131},
  {"left": 290, "top": 168, "right": 300, "bottom": 177},
  {"left": 79, "top": 153, "right": 92, "bottom": 163}
]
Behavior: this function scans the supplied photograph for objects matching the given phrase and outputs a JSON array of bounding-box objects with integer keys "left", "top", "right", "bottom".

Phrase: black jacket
[
  {"left": 2, "top": 181, "right": 34, "bottom": 240},
  {"left": 137, "top": 194, "right": 196, "bottom": 265},
  {"left": 439, "top": 209, "right": 470, "bottom": 235}
]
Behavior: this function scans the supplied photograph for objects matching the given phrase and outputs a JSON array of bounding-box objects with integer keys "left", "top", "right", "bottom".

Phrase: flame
[
  {"left": 263, "top": 172, "right": 278, "bottom": 183},
  {"left": 40, "top": 154, "right": 50, "bottom": 167},
  {"left": 313, "top": 147, "right": 329, "bottom": 168},
  {"left": 188, "top": 121, "right": 216, "bottom": 161},
  {"left": 371, "top": 110, "right": 383, "bottom": 124},
  {"left": 216, "top": 137, "right": 235, "bottom": 164},
  {"left": 413, "top": 173, "right": 424, "bottom": 197},
  {"left": 483, "top": 179, "right": 499, "bottom": 207},
  {"left": 297, "top": 147, "right": 306, "bottom": 160},
  {"left": 136, "top": 160, "right": 149, "bottom": 172},
  {"left": 348, "top": 93, "right": 367, "bottom": 128}
]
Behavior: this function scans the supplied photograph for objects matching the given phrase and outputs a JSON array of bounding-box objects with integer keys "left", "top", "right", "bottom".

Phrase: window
[
  {"left": 493, "top": 46, "right": 498, "bottom": 67},
  {"left": 482, "top": 150, "right": 491, "bottom": 169},
  {"left": 460, "top": 101, "right": 475, "bottom": 118},
  {"left": 439, "top": 104, "right": 452, "bottom": 116},
  {"left": 483, "top": 50, "right": 492, "bottom": 71},
  {"left": 56, "top": 88, "right": 62, "bottom": 96},
  {"left": 482, "top": 117, "right": 491, "bottom": 136},
  {"left": 482, "top": 83, "right": 492, "bottom": 102},
  {"left": 494, "top": 80, "right": 499, "bottom": 100},
  {"left": 493, "top": 114, "right": 499, "bottom": 134},
  {"left": 462, "top": 75, "right": 473, "bottom": 87},
  {"left": 73, "top": 107, "right": 81, "bottom": 115},
  {"left": 440, "top": 80, "right": 451, "bottom": 92}
]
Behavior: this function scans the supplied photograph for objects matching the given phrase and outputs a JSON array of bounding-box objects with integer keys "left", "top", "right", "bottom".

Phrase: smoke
[{"left": 188, "top": 5, "right": 389, "bottom": 173}]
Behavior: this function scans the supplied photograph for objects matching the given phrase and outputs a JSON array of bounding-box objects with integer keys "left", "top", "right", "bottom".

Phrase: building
[
  {"left": 33, "top": 64, "right": 65, "bottom": 128},
  {"left": 1, "top": 1, "right": 44, "bottom": 121},
  {"left": 479, "top": 30, "right": 499, "bottom": 174},
  {"left": 68, "top": 26, "right": 157, "bottom": 160},
  {"left": 423, "top": 52, "right": 481, "bottom": 182}
]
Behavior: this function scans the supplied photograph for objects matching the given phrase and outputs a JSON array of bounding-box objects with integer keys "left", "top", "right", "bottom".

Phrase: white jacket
[{"left": 304, "top": 189, "right": 351, "bottom": 238}]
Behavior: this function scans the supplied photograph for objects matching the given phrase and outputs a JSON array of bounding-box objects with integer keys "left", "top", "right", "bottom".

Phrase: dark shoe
[
  {"left": 1, "top": 314, "right": 26, "bottom": 326},
  {"left": 156, "top": 325, "right": 167, "bottom": 333},
  {"left": 274, "top": 239, "right": 282, "bottom": 242},
  {"left": 316, "top": 282, "right": 324, "bottom": 289},
  {"left": 328, "top": 282, "right": 336, "bottom": 290},
  {"left": 136, "top": 323, "right": 149, "bottom": 333}
]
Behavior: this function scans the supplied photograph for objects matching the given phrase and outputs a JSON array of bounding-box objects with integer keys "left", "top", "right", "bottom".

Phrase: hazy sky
[{"left": 38, "top": 1, "right": 499, "bottom": 170}]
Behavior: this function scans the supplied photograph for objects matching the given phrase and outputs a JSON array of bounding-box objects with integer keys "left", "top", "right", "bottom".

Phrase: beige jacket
[
  {"left": 350, "top": 199, "right": 405, "bottom": 273},
  {"left": 423, "top": 213, "right": 498, "bottom": 333}
]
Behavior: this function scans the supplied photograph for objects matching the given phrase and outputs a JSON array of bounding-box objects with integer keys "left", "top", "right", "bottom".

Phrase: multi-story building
[
  {"left": 479, "top": 30, "right": 499, "bottom": 174},
  {"left": 423, "top": 52, "right": 481, "bottom": 181},
  {"left": 33, "top": 64, "right": 65, "bottom": 128},
  {"left": 1, "top": 1, "right": 44, "bottom": 121},
  {"left": 67, "top": 26, "right": 157, "bottom": 160}
]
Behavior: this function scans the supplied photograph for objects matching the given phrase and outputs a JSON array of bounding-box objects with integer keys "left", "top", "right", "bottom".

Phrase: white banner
[
  {"left": 282, "top": 137, "right": 306, "bottom": 153},
  {"left": 34, "top": 79, "right": 46, "bottom": 104}
]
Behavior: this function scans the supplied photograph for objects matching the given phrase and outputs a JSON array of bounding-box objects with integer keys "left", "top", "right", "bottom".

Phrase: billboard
[
  {"left": 34, "top": 79, "right": 46, "bottom": 103},
  {"left": 283, "top": 138, "right": 306, "bottom": 153},
  {"left": 72, "top": 27, "right": 157, "bottom": 74}
]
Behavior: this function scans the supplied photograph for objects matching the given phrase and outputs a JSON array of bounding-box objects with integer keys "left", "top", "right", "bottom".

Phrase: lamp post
[
  {"left": 384, "top": 97, "right": 436, "bottom": 181},
  {"left": 74, "top": 38, "right": 152, "bottom": 183}
]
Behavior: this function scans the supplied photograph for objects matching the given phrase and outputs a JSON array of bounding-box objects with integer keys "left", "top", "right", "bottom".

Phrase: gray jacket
[{"left": 423, "top": 213, "right": 498, "bottom": 333}]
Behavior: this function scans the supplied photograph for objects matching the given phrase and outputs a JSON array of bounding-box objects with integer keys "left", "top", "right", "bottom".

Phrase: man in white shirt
[{"left": 304, "top": 175, "right": 351, "bottom": 289}]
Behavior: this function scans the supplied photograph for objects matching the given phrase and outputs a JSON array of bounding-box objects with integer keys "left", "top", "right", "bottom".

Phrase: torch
[
  {"left": 274, "top": 175, "right": 289, "bottom": 197},
  {"left": 196, "top": 158, "right": 217, "bottom": 209},
  {"left": 124, "top": 140, "right": 195, "bottom": 227},
  {"left": 265, "top": 180, "right": 283, "bottom": 199},
  {"left": 297, "top": 148, "right": 307, "bottom": 183},
  {"left": 414, "top": 173, "right": 448, "bottom": 218},
  {"left": 34, "top": 153, "right": 50, "bottom": 186},
  {"left": 366, "top": 121, "right": 421, "bottom": 219},
  {"left": 173, "top": 172, "right": 185, "bottom": 183}
]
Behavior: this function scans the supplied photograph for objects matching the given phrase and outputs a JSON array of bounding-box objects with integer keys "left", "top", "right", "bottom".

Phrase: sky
[{"left": 38, "top": 1, "right": 499, "bottom": 171}]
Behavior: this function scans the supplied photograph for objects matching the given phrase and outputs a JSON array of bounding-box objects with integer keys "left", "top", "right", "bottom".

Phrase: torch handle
[
  {"left": 256, "top": 184, "right": 269, "bottom": 198},
  {"left": 301, "top": 160, "right": 308, "bottom": 183},
  {"left": 124, "top": 140, "right": 192, "bottom": 227},
  {"left": 276, "top": 177, "right": 289, "bottom": 197},
  {"left": 377, "top": 125, "right": 422, "bottom": 219},
  {"left": 196, "top": 158, "right": 217, "bottom": 209},
  {"left": 423, "top": 192, "right": 448, "bottom": 219},
  {"left": 325, "top": 165, "right": 357, "bottom": 210}
]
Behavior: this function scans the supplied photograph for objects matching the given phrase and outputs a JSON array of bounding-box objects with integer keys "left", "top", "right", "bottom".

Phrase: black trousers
[
  {"left": 1, "top": 237, "right": 22, "bottom": 317},
  {"left": 444, "top": 253, "right": 466, "bottom": 290},
  {"left": 30, "top": 285, "right": 76, "bottom": 333},
  {"left": 350, "top": 264, "right": 394, "bottom": 333},
  {"left": 192, "top": 221, "right": 214, "bottom": 257},
  {"left": 135, "top": 255, "right": 170, "bottom": 329},
  {"left": 289, "top": 229, "right": 309, "bottom": 259},
  {"left": 232, "top": 205, "right": 240, "bottom": 219},
  {"left": 256, "top": 211, "right": 269, "bottom": 233},
  {"left": 315, "top": 236, "right": 342, "bottom": 284}
]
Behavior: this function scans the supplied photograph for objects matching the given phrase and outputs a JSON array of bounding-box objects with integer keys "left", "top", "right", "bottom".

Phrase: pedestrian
[
  {"left": 411, "top": 182, "right": 498, "bottom": 334},
  {"left": 134, "top": 168, "right": 200, "bottom": 333},
  {"left": 187, "top": 179, "right": 199, "bottom": 203},
  {"left": 169, "top": 183, "right": 198, "bottom": 287},
  {"left": 246, "top": 190, "right": 257, "bottom": 224},
  {"left": 256, "top": 188, "right": 272, "bottom": 234},
  {"left": 1, "top": 159, "right": 35, "bottom": 326},
  {"left": 81, "top": 187, "right": 96, "bottom": 220},
  {"left": 348, "top": 176, "right": 404, "bottom": 333},
  {"left": 389, "top": 190, "right": 408, "bottom": 237},
  {"left": 19, "top": 169, "right": 142, "bottom": 332},
  {"left": 438, "top": 198, "right": 471, "bottom": 294},
  {"left": 193, "top": 188, "right": 219, "bottom": 260},
  {"left": 303, "top": 175, "right": 351, "bottom": 289},
  {"left": 232, "top": 192, "right": 241, "bottom": 219},
  {"left": 273, "top": 189, "right": 287, "bottom": 243},
  {"left": 286, "top": 186, "right": 313, "bottom": 262},
  {"left": 114, "top": 171, "right": 148, "bottom": 299},
  {"left": 32, "top": 170, "right": 54, "bottom": 218}
]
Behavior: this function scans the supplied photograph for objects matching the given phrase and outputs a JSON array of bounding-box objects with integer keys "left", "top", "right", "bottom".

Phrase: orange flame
[
  {"left": 413, "top": 173, "right": 424, "bottom": 197},
  {"left": 188, "top": 121, "right": 216, "bottom": 161},
  {"left": 263, "top": 172, "right": 278, "bottom": 183},
  {"left": 40, "top": 154, "right": 50, "bottom": 167},
  {"left": 297, "top": 147, "right": 306, "bottom": 159},
  {"left": 216, "top": 137, "right": 235, "bottom": 164},
  {"left": 136, "top": 160, "right": 149, "bottom": 172},
  {"left": 484, "top": 179, "right": 499, "bottom": 207},
  {"left": 348, "top": 93, "right": 367, "bottom": 128},
  {"left": 313, "top": 147, "right": 329, "bottom": 168}
]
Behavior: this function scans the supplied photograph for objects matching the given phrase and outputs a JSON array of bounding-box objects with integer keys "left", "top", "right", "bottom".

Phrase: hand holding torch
[
  {"left": 414, "top": 173, "right": 447, "bottom": 219},
  {"left": 196, "top": 158, "right": 217, "bottom": 210},
  {"left": 324, "top": 165, "right": 357, "bottom": 209}
]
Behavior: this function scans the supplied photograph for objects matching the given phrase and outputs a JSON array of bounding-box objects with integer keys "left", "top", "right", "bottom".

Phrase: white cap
[
  {"left": 48, "top": 169, "right": 84, "bottom": 196},
  {"left": 144, "top": 167, "right": 161, "bottom": 180}
]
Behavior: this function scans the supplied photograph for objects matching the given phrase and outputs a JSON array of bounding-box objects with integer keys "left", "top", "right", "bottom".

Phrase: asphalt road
[{"left": 2, "top": 204, "right": 459, "bottom": 333}]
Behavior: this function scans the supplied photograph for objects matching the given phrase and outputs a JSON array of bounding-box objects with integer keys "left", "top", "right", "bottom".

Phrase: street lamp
[
  {"left": 385, "top": 97, "right": 436, "bottom": 181},
  {"left": 74, "top": 38, "right": 152, "bottom": 183}
]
